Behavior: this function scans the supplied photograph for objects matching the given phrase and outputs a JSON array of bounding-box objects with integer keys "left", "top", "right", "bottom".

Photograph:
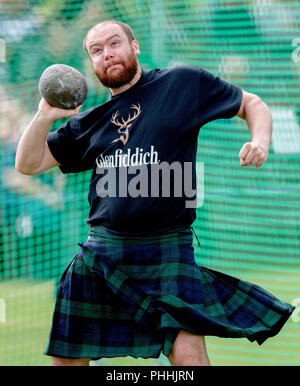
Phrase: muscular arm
[
  {"left": 15, "top": 98, "right": 81, "bottom": 175},
  {"left": 236, "top": 90, "right": 272, "bottom": 168}
]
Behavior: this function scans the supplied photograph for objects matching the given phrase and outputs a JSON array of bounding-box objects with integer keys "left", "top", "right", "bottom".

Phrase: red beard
[{"left": 94, "top": 51, "right": 139, "bottom": 89}]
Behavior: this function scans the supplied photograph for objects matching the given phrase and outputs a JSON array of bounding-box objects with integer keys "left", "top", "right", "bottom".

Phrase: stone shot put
[{"left": 39, "top": 64, "right": 88, "bottom": 110}]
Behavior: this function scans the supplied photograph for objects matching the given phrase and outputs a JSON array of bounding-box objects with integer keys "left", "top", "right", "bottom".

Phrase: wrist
[
  {"left": 251, "top": 138, "right": 270, "bottom": 151},
  {"left": 36, "top": 110, "right": 55, "bottom": 126}
]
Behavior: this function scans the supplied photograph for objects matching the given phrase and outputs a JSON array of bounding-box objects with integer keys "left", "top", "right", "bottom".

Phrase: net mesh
[{"left": 0, "top": 0, "right": 299, "bottom": 366}]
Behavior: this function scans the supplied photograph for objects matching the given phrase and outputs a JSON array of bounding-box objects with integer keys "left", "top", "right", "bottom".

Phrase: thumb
[{"left": 65, "top": 104, "right": 82, "bottom": 117}]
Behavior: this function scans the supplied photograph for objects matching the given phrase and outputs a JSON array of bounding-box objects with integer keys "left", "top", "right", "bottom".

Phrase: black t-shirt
[{"left": 47, "top": 66, "right": 242, "bottom": 234}]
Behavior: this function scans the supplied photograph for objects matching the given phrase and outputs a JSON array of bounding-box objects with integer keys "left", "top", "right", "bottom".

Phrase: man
[{"left": 15, "top": 20, "right": 294, "bottom": 366}]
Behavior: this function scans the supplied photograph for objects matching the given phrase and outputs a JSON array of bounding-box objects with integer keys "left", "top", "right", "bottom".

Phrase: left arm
[{"left": 236, "top": 90, "right": 272, "bottom": 168}]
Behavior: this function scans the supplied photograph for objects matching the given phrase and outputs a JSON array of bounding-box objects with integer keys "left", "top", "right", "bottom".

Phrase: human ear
[{"left": 133, "top": 39, "right": 140, "bottom": 55}]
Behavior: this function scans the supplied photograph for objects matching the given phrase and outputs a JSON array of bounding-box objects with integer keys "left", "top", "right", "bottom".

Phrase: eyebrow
[{"left": 88, "top": 34, "right": 121, "bottom": 50}]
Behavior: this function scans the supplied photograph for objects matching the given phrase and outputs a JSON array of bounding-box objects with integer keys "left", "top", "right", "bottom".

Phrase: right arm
[{"left": 15, "top": 98, "right": 82, "bottom": 175}]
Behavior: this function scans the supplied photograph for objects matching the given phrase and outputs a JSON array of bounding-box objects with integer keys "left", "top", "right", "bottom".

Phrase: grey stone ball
[{"left": 39, "top": 64, "right": 88, "bottom": 110}]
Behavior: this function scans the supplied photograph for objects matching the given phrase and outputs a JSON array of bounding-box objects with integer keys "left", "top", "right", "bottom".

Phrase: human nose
[{"left": 103, "top": 46, "right": 113, "bottom": 60}]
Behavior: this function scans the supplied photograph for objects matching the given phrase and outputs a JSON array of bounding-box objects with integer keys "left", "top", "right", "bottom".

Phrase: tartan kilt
[{"left": 44, "top": 226, "right": 294, "bottom": 360}]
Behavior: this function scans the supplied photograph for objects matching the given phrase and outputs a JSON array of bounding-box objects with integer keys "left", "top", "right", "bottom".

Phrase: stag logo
[{"left": 111, "top": 103, "right": 141, "bottom": 145}]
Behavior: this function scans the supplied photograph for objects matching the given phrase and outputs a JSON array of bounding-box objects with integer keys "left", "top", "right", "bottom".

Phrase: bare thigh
[
  {"left": 51, "top": 356, "right": 91, "bottom": 366},
  {"left": 168, "top": 330, "right": 210, "bottom": 366}
]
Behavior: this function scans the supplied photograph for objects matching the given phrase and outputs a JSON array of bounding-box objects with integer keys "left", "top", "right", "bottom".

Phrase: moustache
[{"left": 105, "top": 61, "right": 123, "bottom": 71}]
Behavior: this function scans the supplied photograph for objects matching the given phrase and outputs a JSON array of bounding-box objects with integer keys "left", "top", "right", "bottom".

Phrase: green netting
[{"left": 0, "top": 0, "right": 299, "bottom": 366}]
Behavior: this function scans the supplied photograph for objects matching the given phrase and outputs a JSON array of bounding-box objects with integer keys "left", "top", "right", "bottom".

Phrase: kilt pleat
[{"left": 44, "top": 226, "right": 294, "bottom": 360}]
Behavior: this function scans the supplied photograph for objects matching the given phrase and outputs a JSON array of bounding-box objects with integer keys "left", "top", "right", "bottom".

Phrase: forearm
[
  {"left": 237, "top": 92, "right": 272, "bottom": 168},
  {"left": 15, "top": 111, "right": 54, "bottom": 173},
  {"left": 15, "top": 98, "right": 82, "bottom": 175},
  {"left": 243, "top": 96, "right": 272, "bottom": 151}
]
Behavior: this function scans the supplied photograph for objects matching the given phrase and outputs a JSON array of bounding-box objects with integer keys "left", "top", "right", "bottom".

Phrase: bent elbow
[
  {"left": 248, "top": 93, "right": 270, "bottom": 111},
  {"left": 15, "top": 162, "right": 37, "bottom": 176},
  {"left": 237, "top": 91, "right": 265, "bottom": 120}
]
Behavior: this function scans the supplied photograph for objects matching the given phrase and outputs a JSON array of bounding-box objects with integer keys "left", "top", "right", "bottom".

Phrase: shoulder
[
  {"left": 140, "top": 66, "right": 211, "bottom": 89},
  {"left": 163, "top": 65, "right": 205, "bottom": 76},
  {"left": 154, "top": 65, "right": 210, "bottom": 85},
  {"left": 145, "top": 65, "right": 204, "bottom": 78}
]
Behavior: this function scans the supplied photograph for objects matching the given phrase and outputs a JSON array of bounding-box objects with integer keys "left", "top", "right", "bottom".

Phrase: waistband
[{"left": 87, "top": 224, "right": 194, "bottom": 245}]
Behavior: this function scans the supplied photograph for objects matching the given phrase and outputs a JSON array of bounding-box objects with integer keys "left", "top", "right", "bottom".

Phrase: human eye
[
  {"left": 92, "top": 47, "right": 102, "bottom": 55},
  {"left": 112, "top": 40, "right": 120, "bottom": 47}
]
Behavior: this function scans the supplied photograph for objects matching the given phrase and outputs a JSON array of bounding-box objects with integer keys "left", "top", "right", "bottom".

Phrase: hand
[
  {"left": 239, "top": 141, "right": 268, "bottom": 168},
  {"left": 38, "top": 98, "right": 82, "bottom": 123}
]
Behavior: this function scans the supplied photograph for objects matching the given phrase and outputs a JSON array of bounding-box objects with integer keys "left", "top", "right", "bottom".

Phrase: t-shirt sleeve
[
  {"left": 197, "top": 67, "right": 243, "bottom": 126},
  {"left": 47, "top": 118, "right": 94, "bottom": 174}
]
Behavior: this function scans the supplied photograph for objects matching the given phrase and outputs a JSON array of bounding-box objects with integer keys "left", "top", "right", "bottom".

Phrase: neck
[{"left": 110, "top": 66, "right": 142, "bottom": 96}]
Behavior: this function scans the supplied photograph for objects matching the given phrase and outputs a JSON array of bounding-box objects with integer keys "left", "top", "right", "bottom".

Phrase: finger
[
  {"left": 250, "top": 155, "right": 260, "bottom": 166},
  {"left": 72, "top": 104, "right": 82, "bottom": 115},
  {"left": 244, "top": 151, "right": 256, "bottom": 164},
  {"left": 240, "top": 158, "right": 250, "bottom": 166},
  {"left": 239, "top": 142, "right": 252, "bottom": 160},
  {"left": 252, "top": 147, "right": 267, "bottom": 166},
  {"left": 39, "top": 97, "right": 52, "bottom": 110},
  {"left": 256, "top": 160, "right": 265, "bottom": 168},
  {"left": 241, "top": 153, "right": 262, "bottom": 166},
  {"left": 64, "top": 105, "right": 82, "bottom": 117}
]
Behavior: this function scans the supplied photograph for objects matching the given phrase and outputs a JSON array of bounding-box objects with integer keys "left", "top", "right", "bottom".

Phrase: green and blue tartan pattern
[{"left": 44, "top": 226, "right": 295, "bottom": 359}]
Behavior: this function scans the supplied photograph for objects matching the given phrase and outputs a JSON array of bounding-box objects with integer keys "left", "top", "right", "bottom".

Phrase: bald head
[{"left": 83, "top": 21, "right": 135, "bottom": 54}]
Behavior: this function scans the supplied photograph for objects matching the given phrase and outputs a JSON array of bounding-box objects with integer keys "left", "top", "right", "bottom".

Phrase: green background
[{"left": 0, "top": 0, "right": 299, "bottom": 366}]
